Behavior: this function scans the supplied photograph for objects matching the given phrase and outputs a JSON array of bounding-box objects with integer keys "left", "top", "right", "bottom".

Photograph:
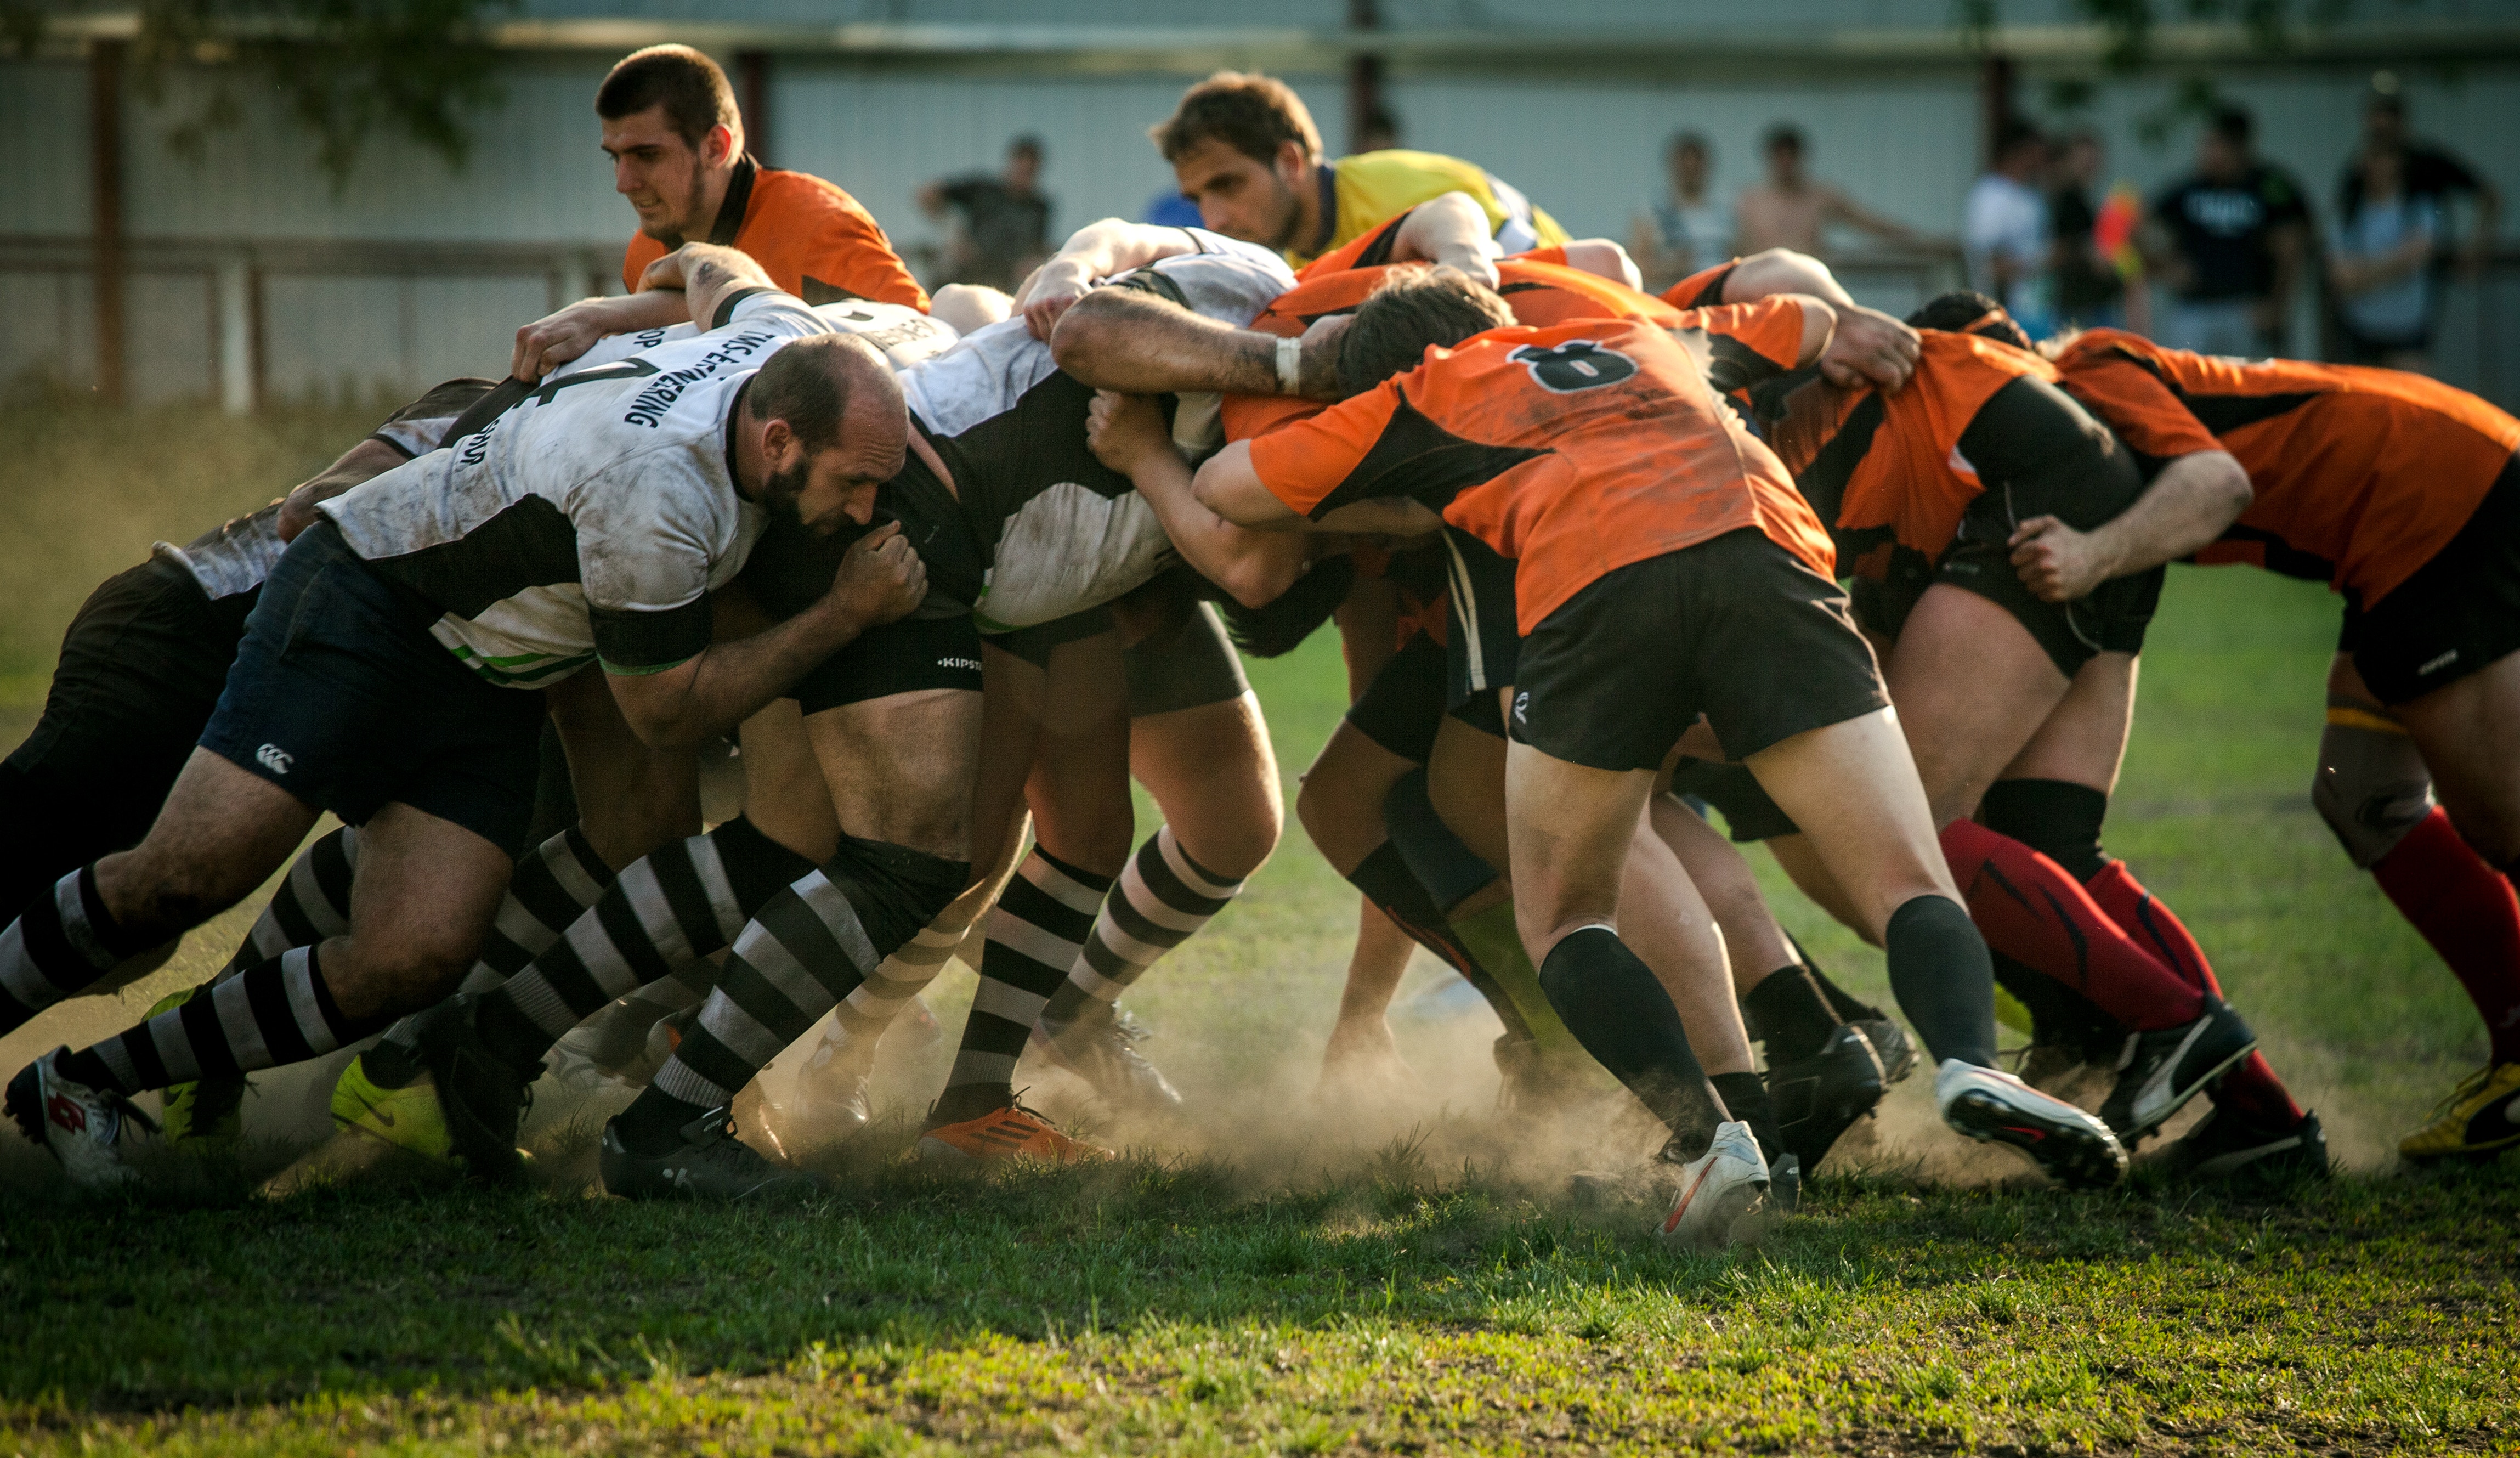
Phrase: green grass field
[{"left": 2, "top": 402, "right": 2516, "bottom": 1454}]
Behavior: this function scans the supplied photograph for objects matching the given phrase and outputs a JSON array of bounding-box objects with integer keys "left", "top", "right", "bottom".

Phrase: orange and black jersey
[
  {"left": 1247, "top": 319, "right": 1834, "bottom": 635},
  {"left": 622, "top": 157, "right": 929, "bottom": 310},
  {"left": 2051, "top": 328, "right": 2520, "bottom": 606},
  {"left": 1748, "top": 330, "right": 2131, "bottom": 577}
]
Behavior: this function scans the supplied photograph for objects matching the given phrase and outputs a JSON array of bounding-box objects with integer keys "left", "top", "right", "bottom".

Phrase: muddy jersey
[
  {"left": 320, "top": 290, "right": 832, "bottom": 688},
  {"left": 150, "top": 378, "right": 499, "bottom": 603},
  {"left": 895, "top": 228, "right": 1295, "bottom": 630},
  {"left": 560, "top": 298, "right": 958, "bottom": 380},
  {"left": 1248, "top": 318, "right": 1833, "bottom": 634},
  {"left": 2051, "top": 327, "right": 2520, "bottom": 606}
]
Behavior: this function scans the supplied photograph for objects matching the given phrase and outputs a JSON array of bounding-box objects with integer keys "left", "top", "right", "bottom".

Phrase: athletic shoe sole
[{"left": 1943, "top": 1086, "right": 2127, "bottom": 1189}]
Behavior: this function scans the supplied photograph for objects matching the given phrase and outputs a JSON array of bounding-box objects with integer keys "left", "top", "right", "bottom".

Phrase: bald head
[{"left": 747, "top": 335, "right": 909, "bottom": 531}]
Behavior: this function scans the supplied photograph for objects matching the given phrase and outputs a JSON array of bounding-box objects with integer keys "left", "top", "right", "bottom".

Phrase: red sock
[
  {"left": 1939, "top": 820, "right": 2205, "bottom": 1031},
  {"left": 2083, "top": 860, "right": 2302, "bottom": 1125},
  {"left": 2372, "top": 808, "right": 2520, "bottom": 1066}
]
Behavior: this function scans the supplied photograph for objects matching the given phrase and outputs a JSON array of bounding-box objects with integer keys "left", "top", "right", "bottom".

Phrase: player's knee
[{"left": 2313, "top": 721, "right": 2433, "bottom": 869}]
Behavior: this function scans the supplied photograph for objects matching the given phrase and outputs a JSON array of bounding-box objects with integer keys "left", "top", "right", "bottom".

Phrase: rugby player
[
  {"left": 5, "top": 253, "right": 925, "bottom": 1188},
  {"left": 2020, "top": 321, "right": 2520, "bottom": 1163},
  {"left": 1194, "top": 268, "right": 2128, "bottom": 1241}
]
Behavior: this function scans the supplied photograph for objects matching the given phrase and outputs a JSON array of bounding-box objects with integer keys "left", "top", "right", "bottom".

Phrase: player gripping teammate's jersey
[
  {"left": 621, "top": 156, "right": 928, "bottom": 310},
  {"left": 1287, "top": 150, "right": 1568, "bottom": 272}
]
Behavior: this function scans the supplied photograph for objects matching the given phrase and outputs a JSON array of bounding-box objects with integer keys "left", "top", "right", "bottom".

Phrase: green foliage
[{"left": 15, "top": 1, "right": 522, "bottom": 189}]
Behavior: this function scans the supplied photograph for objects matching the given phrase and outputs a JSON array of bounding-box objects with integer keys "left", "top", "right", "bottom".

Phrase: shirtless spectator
[{"left": 1735, "top": 123, "right": 1936, "bottom": 259}]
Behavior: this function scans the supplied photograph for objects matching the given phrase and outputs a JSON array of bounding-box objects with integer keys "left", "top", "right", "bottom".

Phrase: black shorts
[
  {"left": 1510, "top": 529, "right": 1890, "bottom": 773},
  {"left": 1667, "top": 758, "right": 1801, "bottom": 843},
  {"left": 982, "top": 608, "right": 1113, "bottom": 671},
  {"left": 2, "top": 558, "right": 258, "bottom": 913},
  {"left": 1122, "top": 599, "right": 1249, "bottom": 718},
  {"left": 197, "top": 521, "right": 548, "bottom": 858},
  {"left": 791, "top": 612, "right": 985, "bottom": 716},
  {"left": 1346, "top": 631, "right": 1447, "bottom": 763},
  {"left": 1441, "top": 527, "right": 1519, "bottom": 711},
  {"left": 2343, "top": 456, "right": 2520, "bottom": 704}
]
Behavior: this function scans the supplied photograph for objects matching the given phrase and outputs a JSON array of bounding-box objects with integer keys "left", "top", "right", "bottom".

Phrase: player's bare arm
[
  {"left": 1388, "top": 191, "right": 1504, "bottom": 287},
  {"left": 638, "top": 242, "right": 779, "bottom": 334},
  {"left": 1190, "top": 440, "right": 1439, "bottom": 536},
  {"left": 511, "top": 290, "right": 690, "bottom": 382},
  {"left": 2008, "top": 449, "right": 2255, "bottom": 602},
  {"left": 1556, "top": 239, "right": 1642, "bottom": 291},
  {"left": 1715, "top": 250, "right": 1917, "bottom": 391},
  {"left": 1052, "top": 287, "right": 1349, "bottom": 400},
  {"left": 1013, "top": 218, "right": 1203, "bottom": 337},
  {"left": 1084, "top": 389, "right": 1310, "bottom": 606},
  {"left": 273, "top": 436, "right": 421, "bottom": 542},
  {"left": 606, "top": 522, "right": 925, "bottom": 751}
]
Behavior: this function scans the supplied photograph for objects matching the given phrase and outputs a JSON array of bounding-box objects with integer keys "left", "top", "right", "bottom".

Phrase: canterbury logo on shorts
[{"left": 255, "top": 744, "right": 294, "bottom": 775}]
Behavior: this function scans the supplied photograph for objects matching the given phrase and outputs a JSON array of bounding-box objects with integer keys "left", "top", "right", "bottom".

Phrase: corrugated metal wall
[{"left": 5, "top": 46, "right": 2517, "bottom": 403}]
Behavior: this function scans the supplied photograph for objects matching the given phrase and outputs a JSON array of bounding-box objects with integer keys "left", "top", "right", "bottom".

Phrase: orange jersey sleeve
[
  {"left": 622, "top": 166, "right": 928, "bottom": 310},
  {"left": 1663, "top": 259, "right": 1738, "bottom": 310}
]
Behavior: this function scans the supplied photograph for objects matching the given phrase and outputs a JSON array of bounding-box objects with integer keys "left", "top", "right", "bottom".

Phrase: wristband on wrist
[{"left": 1276, "top": 336, "right": 1304, "bottom": 395}]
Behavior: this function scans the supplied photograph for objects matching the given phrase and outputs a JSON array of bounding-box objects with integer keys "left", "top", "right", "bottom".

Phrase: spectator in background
[
  {"left": 1735, "top": 122, "right": 1934, "bottom": 258},
  {"left": 2140, "top": 106, "right": 2309, "bottom": 356},
  {"left": 2350, "top": 75, "right": 2501, "bottom": 276},
  {"left": 2048, "top": 127, "right": 2150, "bottom": 335},
  {"left": 1632, "top": 131, "right": 1734, "bottom": 295},
  {"left": 919, "top": 134, "right": 1054, "bottom": 292},
  {"left": 1962, "top": 118, "right": 2054, "bottom": 338},
  {"left": 2328, "top": 142, "right": 2443, "bottom": 370}
]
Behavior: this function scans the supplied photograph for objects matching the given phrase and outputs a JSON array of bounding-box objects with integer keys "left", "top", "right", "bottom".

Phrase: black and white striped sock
[
  {"left": 0, "top": 865, "right": 163, "bottom": 1036},
  {"left": 931, "top": 847, "right": 1113, "bottom": 1124},
  {"left": 1038, "top": 828, "right": 1242, "bottom": 1035},
  {"left": 471, "top": 817, "right": 817, "bottom": 1071},
  {"left": 370, "top": 824, "right": 616, "bottom": 1061},
  {"left": 615, "top": 838, "right": 967, "bottom": 1152},
  {"left": 64, "top": 945, "right": 388, "bottom": 1095},
  {"left": 214, "top": 825, "right": 361, "bottom": 980}
]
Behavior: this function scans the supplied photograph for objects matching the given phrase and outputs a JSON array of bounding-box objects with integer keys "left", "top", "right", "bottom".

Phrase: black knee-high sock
[
  {"left": 1345, "top": 843, "right": 1535, "bottom": 1041},
  {"left": 1785, "top": 933, "right": 1885, "bottom": 1026},
  {"left": 616, "top": 838, "right": 967, "bottom": 1154},
  {"left": 61, "top": 945, "right": 389, "bottom": 1094},
  {"left": 1384, "top": 770, "right": 1496, "bottom": 914},
  {"left": 0, "top": 866, "right": 163, "bottom": 1036},
  {"left": 1883, "top": 895, "right": 1998, "bottom": 1067},
  {"left": 933, "top": 846, "right": 1113, "bottom": 1125},
  {"left": 473, "top": 817, "right": 816, "bottom": 1072},
  {"left": 1709, "top": 1070, "right": 1783, "bottom": 1165},
  {"left": 1979, "top": 779, "right": 2111, "bottom": 882},
  {"left": 1536, "top": 925, "right": 1729, "bottom": 1160},
  {"left": 1740, "top": 964, "right": 1844, "bottom": 1064}
]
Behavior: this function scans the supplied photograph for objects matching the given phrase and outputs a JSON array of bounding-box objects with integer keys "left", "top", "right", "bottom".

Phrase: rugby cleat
[
  {"left": 1764, "top": 1024, "right": 1885, "bottom": 1169},
  {"left": 146, "top": 983, "right": 249, "bottom": 1147},
  {"left": 2098, "top": 997, "right": 2258, "bottom": 1143},
  {"left": 2399, "top": 1063, "right": 2520, "bottom": 1162},
  {"left": 789, "top": 1022, "right": 879, "bottom": 1141},
  {"left": 1856, "top": 1016, "right": 1919, "bottom": 1084},
  {"left": 2162, "top": 1107, "right": 2329, "bottom": 1183},
  {"left": 917, "top": 1102, "right": 1109, "bottom": 1164},
  {"left": 1657, "top": 1120, "right": 1770, "bottom": 1252},
  {"left": 328, "top": 1052, "right": 456, "bottom": 1166},
  {"left": 1935, "top": 1058, "right": 2127, "bottom": 1189},
  {"left": 1765, "top": 1151, "right": 1802, "bottom": 1216},
  {"left": 1038, "top": 1002, "right": 1182, "bottom": 1114},
  {"left": 409, "top": 994, "right": 540, "bottom": 1182},
  {"left": 7, "top": 1048, "right": 159, "bottom": 1190},
  {"left": 598, "top": 1105, "right": 818, "bottom": 1201}
]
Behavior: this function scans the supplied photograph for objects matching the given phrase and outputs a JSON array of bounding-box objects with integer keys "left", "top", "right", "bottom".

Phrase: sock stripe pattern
[
  {"left": 223, "top": 827, "right": 362, "bottom": 979},
  {"left": 1071, "top": 828, "right": 1242, "bottom": 1003},
  {"left": 376, "top": 825, "right": 616, "bottom": 1055},
  {"left": 943, "top": 850, "right": 1112, "bottom": 1098},
  {"left": 0, "top": 866, "right": 144, "bottom": 1019},
  {"left": 91, "top": 946, "right": 382, "bottom": 1093},
  {"left": 836, "top": 924, "right": 964, "bottom": 1036}
]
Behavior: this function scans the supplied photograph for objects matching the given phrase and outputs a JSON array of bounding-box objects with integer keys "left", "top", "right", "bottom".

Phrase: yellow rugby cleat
[
  {"left": 147, "top": 983, "right": 250, "bottom": 1148},
  {"left": 328, "top": 1054, "right": 457, "bottom": 1166},
  {"left": 2399, "top": 1063, "right": 2520, "bottom": 1162}
]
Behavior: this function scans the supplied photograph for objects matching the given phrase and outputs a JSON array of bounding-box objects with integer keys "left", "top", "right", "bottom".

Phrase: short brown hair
[
  {"left": 597, "top": 44, "right": 739, "bottom": 149},
  {"left": 750, "top": 336, "right": 891, "bottom": 455},
  {"left": 1337, "top": 265, "right": 1517, "bottom": 396},
  {"left": 1151, "top": 71, "right": 1322, "bottom": 167}
]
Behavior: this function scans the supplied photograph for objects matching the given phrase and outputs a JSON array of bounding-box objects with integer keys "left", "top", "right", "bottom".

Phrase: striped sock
[
  {"left": 616, "top": 839, "right": 967, "bottom": 1151},
  {"left": 0, "top": 865, "right": 162, "bottom": 1036},
  {"left": 66, "top": 945, "right": 387, "bottom": 1095},
  {"left": 371, "top": 824, "right": 615, "bottom": 1063},
  {"left": 1038, "top": 827, "right": 1242, "bottom": 1035},
  {"left": 215, "top": 826, "right": 361, "bottom": 980},
  {"left": 471, "top": 817, "right": 816, "bottom": 1071},
  {"left": 931, "top": 847, "right": 1112, "bottom": 1126}
]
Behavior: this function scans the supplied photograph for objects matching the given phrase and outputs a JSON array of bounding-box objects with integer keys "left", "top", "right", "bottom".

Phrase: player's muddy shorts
[
  {"left": 199, "top": 520, "right": 546, "bottom": 857},
  {"left": 2342, "top": 457, "right": 2520, "bottom": 705},
  {"left": 1667, "top": 759, "right": 1801, "bottom": 843},
  {"left": 1122, "top": 597, "right": 1248, "bottom": 718},
  {"left": 1346, "top": 631, "right": 1447, "bottom": 764},
  {"left": 1441, "top": 527, "right": 1520, "bottom": 721},
  {"left": 1511, "top": 529, "right": 1890, "bottom": 773},
  {"left": 791, "top": 613, "right": 985, "bottom": 716},
  {"left": 1, "top": 558, "right": 259, "bottom": 913}
]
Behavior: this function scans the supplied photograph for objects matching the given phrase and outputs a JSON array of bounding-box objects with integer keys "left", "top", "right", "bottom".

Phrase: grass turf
[{"left": 3, "top": 402, "right": 2517, "bottom": 1454}]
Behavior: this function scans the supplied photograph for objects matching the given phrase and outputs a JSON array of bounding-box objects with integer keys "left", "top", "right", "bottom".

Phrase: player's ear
[
  {"left": 706, "top": 122, "right": 738, "bottom": 169},
  {"left": 1274, "top": 139, "right": 1309, "bottom": 187},
  {"left": 760, "top": 416, "right": 796, "bottom": 465}
]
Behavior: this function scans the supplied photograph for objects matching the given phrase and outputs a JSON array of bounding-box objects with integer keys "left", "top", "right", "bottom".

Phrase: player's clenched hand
[
  {"left": 2008, "top": 515, "right": 2113, "bottom": 602},
  {"left": 1017, "top": 258, "right": 1095, "bottom": 340},
  {"left": 826, "top": 521, "right": 926, "bottom": 628},
  {"left": 1085, "top": 391, "right": 1176, "bottom": 476},
  {"left": 512, "top": 298, "right": 617, "bottom": 382},
  {"left": 1819, "top": 306, "right": 1920, "bottom": 393}
]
